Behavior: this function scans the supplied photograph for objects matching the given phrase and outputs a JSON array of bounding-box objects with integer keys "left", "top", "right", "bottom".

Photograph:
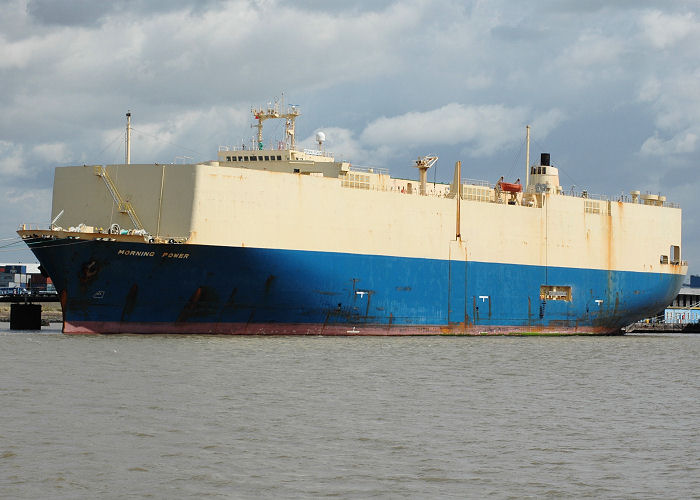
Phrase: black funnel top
[{"left": 541, "top": 153, "right": 550, "bottom": 166}]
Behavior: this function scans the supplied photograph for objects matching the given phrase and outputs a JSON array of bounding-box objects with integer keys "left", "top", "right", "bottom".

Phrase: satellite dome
[{"left": 316, "top": 131, "right": 326, "bottom": 143}]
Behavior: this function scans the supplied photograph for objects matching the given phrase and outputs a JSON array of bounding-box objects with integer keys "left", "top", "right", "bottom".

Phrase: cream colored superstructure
[{"left": 46, "top": 150, "right": 684, "bottom": 277}]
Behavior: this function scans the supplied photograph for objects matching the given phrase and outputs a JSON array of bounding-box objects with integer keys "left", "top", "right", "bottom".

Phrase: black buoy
[{"left": 10, "top": 303, "right": 42, "bottom": 330}]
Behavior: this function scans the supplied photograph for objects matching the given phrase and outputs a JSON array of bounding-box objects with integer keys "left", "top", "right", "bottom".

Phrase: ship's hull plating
[{"left": 25, "top": 237, "right": 683, "bottom": 335}]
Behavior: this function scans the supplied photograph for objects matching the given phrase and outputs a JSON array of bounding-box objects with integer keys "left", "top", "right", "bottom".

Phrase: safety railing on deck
[
  {"left": 302, "top": 149, "right": 335, "bottom": 158},
  {"left": 349, "top": 165, "right": 390, "bottom": 175},
  {"left": 462, "top": 178, "right": 494, "bottom": 188}
]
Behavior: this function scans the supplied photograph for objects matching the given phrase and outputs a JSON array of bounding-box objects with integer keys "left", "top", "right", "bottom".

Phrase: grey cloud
[
  {"left": 25, "top": 0, "right": 227, "bottom": 27},
  {"left": 490, "top": 24, "right": 548, "bottom": 42},
  {"left": 26, "top": 0, "right": 113, "bottom": 26}
]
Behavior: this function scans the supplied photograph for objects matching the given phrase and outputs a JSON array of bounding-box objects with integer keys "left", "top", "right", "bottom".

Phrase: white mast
[
  {"left": 525, "top": 125, "right": 530, "bottom": 189},
  {"left": 455, "top": 161, "right": 461, "bottom": 239},
  {"left": 126, "top": 111, "right": 132, "bottom": 165}
]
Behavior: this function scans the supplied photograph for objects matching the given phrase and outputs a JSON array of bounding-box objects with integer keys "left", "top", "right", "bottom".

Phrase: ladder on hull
[{"left": 93, "top": 166, "right": 144, "bottom": 231}]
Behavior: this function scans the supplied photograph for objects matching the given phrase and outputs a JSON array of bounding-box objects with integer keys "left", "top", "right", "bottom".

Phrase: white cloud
[
  {"left": 4, "top": 186, "right": 52, "bottom": 207},
  {"left": 299, "top": 127, "right": 364, "bottom": 163},
  {"left": 641, "top": 132, "right": 698, "bottom": 156},
  {"left": 531, "top": 109, "right": 567, "bottom": 137},
  {"left": 0, "top": 186, "right": 52, "bottom": 253},
  {"left": 463, "top": 74, "right": 493, "bottom": 90},
  {"left": 0, "top": 141, "right": 26, "bottom": 177},
  {"left": 637, "top": 78, "right": 661, "bottom": 102},
  {"left": 359, "top": 103, "right": 565, "bottom": 157},
  {"left": 561, "top": 32, "right": 625, "bottom": 68},
  {"left": 638, "top": 68, "right": 700, "bottom": 157},
  {"left": 32, "top": 142, "right": 71, "bottom": 163},
  {"left": 98, "top": 105, "right": 250, "bottom": 163},
  {"left": 641, "top": 10, "right": 697, "bottom": 49}
]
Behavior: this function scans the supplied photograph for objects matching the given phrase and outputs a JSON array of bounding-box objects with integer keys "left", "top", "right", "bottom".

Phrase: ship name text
[
  {"left": 118, "top": 249, "right": 155, "bottom": 257},
  {"left": 162, "top": 252, "right": 190, "bottom": 259}
]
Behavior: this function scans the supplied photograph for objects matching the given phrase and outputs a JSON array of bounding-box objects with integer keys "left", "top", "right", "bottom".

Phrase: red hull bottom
[{"left": 63, "top": 321, "right": 617, "bottom": 335}]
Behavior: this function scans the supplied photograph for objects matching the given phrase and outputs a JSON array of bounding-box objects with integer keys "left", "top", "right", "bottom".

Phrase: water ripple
[{"left": 0, "top": 324, "right": 698, "bottom": 499}]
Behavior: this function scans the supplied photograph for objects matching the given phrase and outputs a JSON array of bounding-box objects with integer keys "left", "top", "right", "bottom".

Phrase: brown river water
[{"left": 1, "top": 324, "right": 698, "bottom": 499}]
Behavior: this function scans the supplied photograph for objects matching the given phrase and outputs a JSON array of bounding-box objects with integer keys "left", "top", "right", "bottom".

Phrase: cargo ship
[{"left": 18, "top": 102, "right": 686, "bottom": 334}]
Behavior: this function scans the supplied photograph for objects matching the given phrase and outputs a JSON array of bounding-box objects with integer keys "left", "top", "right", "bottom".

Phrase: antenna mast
[
  {"left": 126, "top": 111, "right": 132, "bottom": 165},
  {"left": 252, "top": 97, "right": 301, "bottom": 150}
]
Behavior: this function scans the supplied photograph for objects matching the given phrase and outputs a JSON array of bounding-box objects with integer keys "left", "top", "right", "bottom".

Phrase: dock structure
[
  {"left": 626, "top": 275, "right": 700, "bottom": 333},
  {"left": 626, "top": 321, "right": 700, "bottom": 333}
]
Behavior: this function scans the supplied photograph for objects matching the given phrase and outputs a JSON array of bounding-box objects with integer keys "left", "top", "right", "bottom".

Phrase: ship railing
[
  {"left": 461, "top": 178, "right": 494, "bottom": 188},
  {"left": 302, "top": 148, "right": 335, "bottom": 158},
  {"left": 566, "top": 189, "right": 610, "bottom": 201},
  {"left": 18, "top": 223, "right": 46, "bottom": 230},
  {"left": 567, "top": 190, "right": 680, "bottom": 208},
  {"left": 349, "top": 165, "right": 390, "bottom": 175},
  {"left": 219, "top": 145, "right": 288, "bottom": 152},
  {"left": 219, "top": 145, "right": 256, "bottom": 152}
]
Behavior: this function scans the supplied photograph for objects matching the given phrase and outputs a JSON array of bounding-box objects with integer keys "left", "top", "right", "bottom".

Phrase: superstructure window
[
  {"left": 540, "top": 285, "right": 572, "bottom": 301},
  {"left": 264, "top": 156, "right": 269, "bottom": 161},
  {"left": 250, "top": 156, "right": 257, "bottom": 161},
  {"left": 226, "top": 156, "right": 231, "bottom": 161},
  {"left": 277, "top": 155, "right": 282, "bottom": 160},
  {"left": 341, "top": 173, "right": 370, "bottom": 190},
  {"left": 244, "top": 156, "right": 249, "bottom": 161},
  {"left": 237, "top": 156, "right": 242, "bottom": 161},
  {"left": 231, "top": 157, "right": 237, "bottom": 161},
  {"left": 584, "top": 200, "right": 601, "bottom": 214}
]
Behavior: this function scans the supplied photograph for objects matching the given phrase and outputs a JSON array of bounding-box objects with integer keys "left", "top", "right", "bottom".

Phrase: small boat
[{"left": 498, "top": 181, "right": 522, "bottom": 193}]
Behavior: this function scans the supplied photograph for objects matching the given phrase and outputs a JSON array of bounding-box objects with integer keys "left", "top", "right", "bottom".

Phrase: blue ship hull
[{"left": 26, "top": 237, "right": 683, "bottom": 334}]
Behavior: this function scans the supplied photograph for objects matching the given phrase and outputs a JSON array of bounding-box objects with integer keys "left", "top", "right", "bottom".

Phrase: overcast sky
[{"left": 2, "top": 0, "right": 700, "bottom": 274}]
